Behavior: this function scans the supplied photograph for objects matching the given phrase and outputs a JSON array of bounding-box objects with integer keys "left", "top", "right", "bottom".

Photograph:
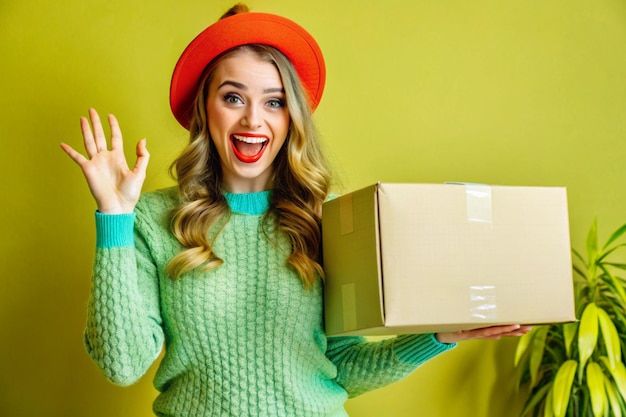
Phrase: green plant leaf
[
  {"left": 604, "top": 262, "right": 626, "bottom": 271},
  {"left": 530, "top": 325, "right": 549, "bottom": 388},
  {"left": 563, "top": 322, "right": 578, "bottom": 358},
  {"left": 513, "top": 354, "right": 528, "bottom": 393},
  {"left": 572, "top": 263, "right": 588, "bottom": 281},
  {"left": 552, "top": 359, "right": 578, "bottom": 417},
  {"left": 579, "top": 303, "right": 599, "bottom": 380},
  {"left": 612, "top": 310, "right": 626, "bottom": 343},
  {"left": 604, "top": 374, "right": 622, "bottom": 417},
  {"left": 597, "top": 307, "right": 621, "bottom": 370},
  {"left": 515, "top": 327, "right": 535, "bottom": 367},
  {"left": 545, "top": 387, "right": 555, "bottom": 417},
  {"left": 611, "top": 361, "right": 626, "bottom": 403},
  {"left": 520, "top": 383, "right": 553, "bottom": 417},
  {"left": 602, "top": 222, "right": 626, "bottom": 250},
  {"left": 572, "top": 248, "right": 588, "bottom": 281},
  {"left": 602, "top": 267, "right": 626, "bottom": 308},
  {"left": 598, "top": 243, "right": 626, "bottom": 263},
  {"left": 598, "top": 355, "right": 626, "bottom": 408},
  {"left": 572, "top": 248, "right": 586, "bottom": 265},
  {"left": 587, "top": 361, "right": 606, "bottom": 417},
  {"left": 587, "top": 219, "right": 599, "bottom": 279}
]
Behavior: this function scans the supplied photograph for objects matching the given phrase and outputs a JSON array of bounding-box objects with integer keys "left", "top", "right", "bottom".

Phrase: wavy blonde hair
[{"left": 166, "top": 39, "right": 331, "bottom": 287}]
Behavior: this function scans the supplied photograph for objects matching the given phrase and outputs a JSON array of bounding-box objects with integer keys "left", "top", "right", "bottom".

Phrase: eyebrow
[{"left": 218, "top": 80, "right": 285, "bottom": 94}]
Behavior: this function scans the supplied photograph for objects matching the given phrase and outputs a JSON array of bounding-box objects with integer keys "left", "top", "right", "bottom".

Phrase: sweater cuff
[
  {"left": 95, "top": 211, "right": 136, "bottom": 248},
  {"left": 393, "top": 333, "right": 456, "bottom": 365}
]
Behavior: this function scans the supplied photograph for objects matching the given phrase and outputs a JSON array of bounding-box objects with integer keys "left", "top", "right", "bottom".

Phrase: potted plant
[{"left": 514, "top": 219, "right": 626, "bottom": 417}]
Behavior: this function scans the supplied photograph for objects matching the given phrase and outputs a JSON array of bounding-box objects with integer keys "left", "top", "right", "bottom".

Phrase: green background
[{"left": 1, "top": 0, "right": 625, "bottom": 415}]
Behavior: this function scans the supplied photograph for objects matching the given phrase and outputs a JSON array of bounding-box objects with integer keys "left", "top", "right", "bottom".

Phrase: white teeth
[{"left": 233, "top": 135, "right": 267, "bottom": 144}]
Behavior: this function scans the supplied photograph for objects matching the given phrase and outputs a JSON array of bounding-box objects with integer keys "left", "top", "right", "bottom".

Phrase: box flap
[{"left": 322, "top": 184, "right": 385, "bottom": 335}]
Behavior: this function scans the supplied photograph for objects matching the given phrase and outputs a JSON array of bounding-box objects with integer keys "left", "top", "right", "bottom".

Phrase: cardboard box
[{"left": 322, "top": 182, "right": 576, "bottom": 336}]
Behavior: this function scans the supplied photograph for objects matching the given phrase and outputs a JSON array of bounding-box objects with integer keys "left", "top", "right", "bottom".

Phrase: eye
[
  {"left": 267, "top": 98, "right": 285, "bottom": 109},
  {"left": 224, "top": 93, "right": 243, "bottom": 105}
]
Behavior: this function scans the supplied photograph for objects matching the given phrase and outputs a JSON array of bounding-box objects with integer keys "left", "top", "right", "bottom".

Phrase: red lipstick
[{"left": 230, "top": 133, "right": 269, "bottom": 163}]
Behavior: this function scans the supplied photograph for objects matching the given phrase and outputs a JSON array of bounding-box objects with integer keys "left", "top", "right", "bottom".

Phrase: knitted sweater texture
[{"left": 84, "top": 187, "right": 455, "bottom": 417}]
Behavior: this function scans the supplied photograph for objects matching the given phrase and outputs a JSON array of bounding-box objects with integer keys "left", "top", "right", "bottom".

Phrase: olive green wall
[{"left": 1, "top": 0, "right": 625, "bottom": 416}]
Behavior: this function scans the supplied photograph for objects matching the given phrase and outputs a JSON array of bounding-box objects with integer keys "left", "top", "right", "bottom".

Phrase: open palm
[{"left": 61, "top": 108, "right": 149, "bottom": 214}]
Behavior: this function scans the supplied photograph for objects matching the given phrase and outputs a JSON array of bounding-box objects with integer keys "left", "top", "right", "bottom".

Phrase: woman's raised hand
[{"left": 61, "top": 108, "right": 149, "bottom": 214}]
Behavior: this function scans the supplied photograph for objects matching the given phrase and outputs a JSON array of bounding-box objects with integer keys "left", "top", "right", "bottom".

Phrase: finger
[
  {"left": 494, "top": 325, "right": 523, "bottom": 336},
  {"left": 492, "top": 324, "right": 522, "bottom": 334},
  {"left": 473, "top": 324, "right": 521, "bottom": 339},
  {"left": 88, "top": 108, "right": 108, "bottom": 152},
  {"left": 60, "top": 142, "right": 89, "bottom": 166},
  {"left": 505, "top": 326, "right": 533, "bottom": 337},
  {"left": 490, "top": 325, "right": 531, "bottom": 338},
  {"left": 80, "top": 116, "right": 98, "bottom": 157},
  {"left": 133, "top": 139, "right": 150, "bottom": 175},
  {"left": 108, "top": 113, "right": 124, "bottom": 151}
]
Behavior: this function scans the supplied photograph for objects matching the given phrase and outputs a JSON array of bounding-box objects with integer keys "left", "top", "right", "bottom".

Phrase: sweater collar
[{"left": 223, "top": 190, "right": 271, "bottom": 215}]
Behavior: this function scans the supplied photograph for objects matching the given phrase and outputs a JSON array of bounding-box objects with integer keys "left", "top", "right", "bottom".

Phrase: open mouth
[{"left": 230, "top": 134, "right": 269, "bottom": 163}]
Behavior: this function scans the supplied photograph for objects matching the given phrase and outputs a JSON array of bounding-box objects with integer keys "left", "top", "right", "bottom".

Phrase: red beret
[{"left": 170, "top": 12, "right": 326, "bottom": 130}]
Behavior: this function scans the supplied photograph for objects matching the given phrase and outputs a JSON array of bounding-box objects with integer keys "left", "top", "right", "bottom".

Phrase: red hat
[{"left": 170, "top": 11, "right": 326, "bottom": 130}]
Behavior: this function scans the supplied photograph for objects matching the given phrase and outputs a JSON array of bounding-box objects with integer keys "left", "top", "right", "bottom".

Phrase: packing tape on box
[
  {"left": 339, "top": 194, "right": 354, "bottom": 235},
  {"left": 465, "top": 184, "right": 493, "bottom": 224},
  {"left": 469, "top": 285, "right": 498, "bottom": 319}
]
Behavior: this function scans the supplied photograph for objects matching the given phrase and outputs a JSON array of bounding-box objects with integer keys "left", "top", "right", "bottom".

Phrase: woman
[{"left": 61, "top": 4, "right": 530, "bottom": 416}]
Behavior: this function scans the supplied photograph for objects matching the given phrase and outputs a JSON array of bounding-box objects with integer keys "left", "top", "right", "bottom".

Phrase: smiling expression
[{"left": 206, "top": 50, "right": 290, "bottom": 193}]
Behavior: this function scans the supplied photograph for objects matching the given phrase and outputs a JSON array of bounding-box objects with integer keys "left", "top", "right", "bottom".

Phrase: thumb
[{"left": 133, "top": 138, "right": 150, "bottom": 175}]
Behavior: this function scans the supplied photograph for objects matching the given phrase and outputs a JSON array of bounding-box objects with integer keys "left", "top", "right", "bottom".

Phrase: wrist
[
  {"left": 97, "top": 208, "right": 135, "bottom": 215},
  {"left": 435, "top": 332, "right": 460, "bottom": 344},
  {"left": 96, "top": 201, "right": 136, "bottom": 215}
]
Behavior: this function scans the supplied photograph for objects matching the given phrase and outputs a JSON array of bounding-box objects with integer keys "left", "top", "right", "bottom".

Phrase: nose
[{"left": 241, "top": 105, "right": 262, "bottom": 129}]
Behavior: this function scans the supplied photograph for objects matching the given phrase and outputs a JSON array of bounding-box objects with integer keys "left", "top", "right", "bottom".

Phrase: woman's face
[{"left": 206, "top": 50, "right": 290, "bottom": 193}]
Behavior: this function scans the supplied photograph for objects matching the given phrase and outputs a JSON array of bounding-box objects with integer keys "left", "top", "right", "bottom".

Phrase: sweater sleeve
[
  {"left": 83, "top": 211, "right": 164, "bottom": 386},
  {"left": 325, "top": 333, "right": 456, "bottom": 398}
]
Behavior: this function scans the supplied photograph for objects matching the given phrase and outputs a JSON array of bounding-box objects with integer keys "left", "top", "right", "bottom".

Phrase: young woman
[{"left": 61, "top": 4, "right": 530, "bottom": 416}]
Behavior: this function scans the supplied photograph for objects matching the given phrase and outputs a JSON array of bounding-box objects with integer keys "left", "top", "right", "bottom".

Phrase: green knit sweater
[{"left": 84, "top": 187, "right": 455, "bottom": 417}]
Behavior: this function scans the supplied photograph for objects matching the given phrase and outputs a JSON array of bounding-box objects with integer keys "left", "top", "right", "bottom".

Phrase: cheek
[
  {"left": 206, "top": 99, "right": 229, "bottom": 133},
  {"left": 207, "top": 112, "right": 230, "bottom": 146},
  {"left": 276, "top": 115, "right": 290, "bottom": 141},
  {"left": 206, "top": 122, "right": 230, "bottom": 161}
]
